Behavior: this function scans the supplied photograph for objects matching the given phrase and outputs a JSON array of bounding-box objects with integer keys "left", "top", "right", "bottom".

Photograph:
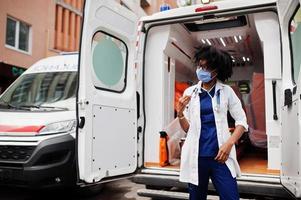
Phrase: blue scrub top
[{"left": 199, "top": 86, "right": 219, "bottom": 157}]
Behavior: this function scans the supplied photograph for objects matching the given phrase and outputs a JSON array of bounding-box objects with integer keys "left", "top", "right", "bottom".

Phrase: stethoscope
[
  {"left": 190, "top": 86, "right": 221, "bottom": 112},
  {"left": 215, "top": 89, "right": 221, "bottom": 112}
]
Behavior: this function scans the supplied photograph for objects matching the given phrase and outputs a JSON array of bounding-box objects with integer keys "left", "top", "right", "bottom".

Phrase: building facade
[
  {"left": 54, "top": 0, "right": 84, "bottom": 52},
  {"left": 0, "top": 0, "right": 84, "bottom": 93}
]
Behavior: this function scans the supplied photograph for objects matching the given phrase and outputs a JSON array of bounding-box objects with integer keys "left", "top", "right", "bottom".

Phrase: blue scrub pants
[{"left": 188, "top": 157, "right": 239, "bottom": 200}]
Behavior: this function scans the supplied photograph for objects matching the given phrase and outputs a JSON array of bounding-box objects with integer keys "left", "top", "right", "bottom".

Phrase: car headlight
[{"left": 39, "top": 120, "right": 76, "bottom": 135}]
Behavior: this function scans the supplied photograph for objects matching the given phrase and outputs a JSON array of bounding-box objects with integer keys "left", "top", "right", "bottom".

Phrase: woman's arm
[
  {"left": 176, "top": 95, "right": 191, "bottom": 133},
  {"left": 178, "top": 115, "right": 190, "bottom": 133},
  {"left": 215, "top": 87, "right": 248, "bottom": 163},
  {"left": 228, "top": 125, "right": 245, "bottom": 145},
  {"left": 215, "top": 125, "right": 245, "bottom": 163}
]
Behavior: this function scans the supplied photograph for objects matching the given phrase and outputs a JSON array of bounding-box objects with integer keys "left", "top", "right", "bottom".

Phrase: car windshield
[{"left": 0, "top": 71, "right": 77, "bottom": 111}]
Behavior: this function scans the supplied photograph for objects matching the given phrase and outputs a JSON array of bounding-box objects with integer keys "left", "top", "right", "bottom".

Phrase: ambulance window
[
  {"left": 290, "top": 6, "right": 301, "bottom": 83},
  {"left": 91, "top": 31, "right": 127, "bottom": 92}
]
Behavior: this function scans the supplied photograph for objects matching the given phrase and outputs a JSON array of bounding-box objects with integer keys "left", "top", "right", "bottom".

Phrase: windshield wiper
[
  {"left": 38, "top": 105, "right": 68, "bottom": 111},
  {"left": 19, "top": 105, "right": 69, "bottom": 111},
  {"left": 0, "top": 101, "right": 69, "bottom": 111},
  {"left": 0, "top": 101, "right": 31, "bottom": 110}
]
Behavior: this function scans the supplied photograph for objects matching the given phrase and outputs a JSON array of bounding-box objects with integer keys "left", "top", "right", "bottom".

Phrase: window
[
  {"left": 6, "top": 18, "right": 16, "bottom": 47},
  {"left": 290, "top": 6, "right": 301, "bottom": 82},
  {"left": 5, "top": 17, "right": 31, "bottom": 53},
  {"left": 0, "top": 72, "right": 77, "bottom": 108},
  {"left": 91, "top": 31, "right": 128, "bottom": 92}
]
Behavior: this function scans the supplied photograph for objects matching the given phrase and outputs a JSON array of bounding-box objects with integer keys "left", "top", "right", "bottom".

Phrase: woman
[{"left": 177, "top": 45, "right": 248, "bottom": 200}]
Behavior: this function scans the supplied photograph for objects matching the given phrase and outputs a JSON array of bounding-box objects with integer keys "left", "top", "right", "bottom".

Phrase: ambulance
[
  {"left": 2, "top": 0, "right": 300, "bottom": 198},
  {"left": 76, "top": 0, "right": 301, "bottom": 198},
  {"left": 0, "top": 54, "right": 78, "bottom": 187},
  {"left": 77, "top": 0, "right": 301, "bottom": 198}
]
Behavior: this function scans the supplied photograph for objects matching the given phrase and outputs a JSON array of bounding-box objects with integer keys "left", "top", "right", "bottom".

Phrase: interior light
[
  {"left": 206, "top": 39, "right": 212, "bottom": 45},
  {"left": 247, "top": 57, "right": 250, "bottom": 62},
  {"left": 232, "top": 60, "right": 235, "bottom": 62},
  {"left": 242, "top": 56, "right": 246, "bottom": 61},
  {"left": 220, "top": 38, "right": 226, "bottom": 47},
  {"left": 234, "top": 36, "right": 238, "bottom": 43},
  {"left": 239, "top": 35, "right": 242, "bottom": 40},
  {"left": 201, "top": 39, "right": 206, "bottom": 44},
  {"left": 201, "top": 0, "right": 210, "bottom": 4}
]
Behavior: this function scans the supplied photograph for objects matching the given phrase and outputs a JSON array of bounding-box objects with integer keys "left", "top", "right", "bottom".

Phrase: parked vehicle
[
  {"left": 0, "top": 54, "right": 78, "bottom": 187},
  {"left": 7, "top": 0, "right": 298, "bottom": 198},
  {"left": 77, "top": 0, "right": 301, "bottom": 198}
]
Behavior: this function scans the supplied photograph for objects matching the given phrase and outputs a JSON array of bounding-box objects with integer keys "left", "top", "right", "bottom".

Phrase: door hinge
[
  {"left": 78, "top": 99, "right": 89, "bottom": 109},
  {"left": 137, "top": 126, "right": 142, "bottom": 140}
]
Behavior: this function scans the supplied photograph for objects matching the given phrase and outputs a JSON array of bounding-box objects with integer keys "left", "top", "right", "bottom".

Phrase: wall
[
  {"left": 0, "top": 0, "right": 56, "bottom": 69},
  {"left": 54, "top": 0, "right": 84, "bottom": 52}
]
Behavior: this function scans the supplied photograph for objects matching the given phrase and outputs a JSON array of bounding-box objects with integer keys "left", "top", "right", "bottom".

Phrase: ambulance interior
[{"left": 143, "top": 11, "right": 282, "bottom": 176}]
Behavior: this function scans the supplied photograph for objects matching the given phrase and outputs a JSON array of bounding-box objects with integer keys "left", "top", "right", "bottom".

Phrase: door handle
[
  {"left": 284, "top": 88, "right": 293, "bottom": 107},
  {"left": 78, "top": 117, "right": 85, "bottom": 128},
  {"left": 136, "top": 92, "right": 140, "bottom": 118},
  {"left": 272, "top": 81, "right": 278, "bottom": 120}
]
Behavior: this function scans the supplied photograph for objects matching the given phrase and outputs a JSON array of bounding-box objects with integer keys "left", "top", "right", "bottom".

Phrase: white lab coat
[{"left": 179, "top": 81, "right": 248, "bottom": 185}]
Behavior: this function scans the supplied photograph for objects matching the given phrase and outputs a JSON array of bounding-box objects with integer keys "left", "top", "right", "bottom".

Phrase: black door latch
[
  {"left": 284, "top": 88, "right": 292, "bottom": 107},
  {"left": 78, "top": 117, "right": 85, "bottom": 128}
]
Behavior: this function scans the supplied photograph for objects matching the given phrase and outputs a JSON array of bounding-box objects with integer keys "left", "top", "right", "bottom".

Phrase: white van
[
  {"left": 0, "top": 54, "right": 78, "bottom": 187},
  {"left": 77, "top": 0, "right": 301, "bottom": 199}
]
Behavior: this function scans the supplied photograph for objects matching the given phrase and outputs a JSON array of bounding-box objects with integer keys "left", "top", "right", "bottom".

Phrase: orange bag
[{"left": 159, "top": 131, "right": 169, "bottom": 167}]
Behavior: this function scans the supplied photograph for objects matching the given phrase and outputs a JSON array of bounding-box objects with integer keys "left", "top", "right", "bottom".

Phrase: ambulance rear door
[
  {"left": 77, "top": 0, "right": 139, "bottom": 184},
  {"left": 278, "top": 0, "right": 301, "bottom": 197}
]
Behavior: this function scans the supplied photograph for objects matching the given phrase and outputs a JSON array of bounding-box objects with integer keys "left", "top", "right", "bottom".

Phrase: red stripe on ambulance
[{"left": 0, "top": 125, "right": 45, "bottom": 133}]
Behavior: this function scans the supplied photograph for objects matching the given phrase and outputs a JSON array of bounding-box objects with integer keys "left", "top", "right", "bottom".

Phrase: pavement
[
  {"left": 0, "top": 179, "right": 148, "bottom": 200},
  {"left": 0, "top": 178, "right": 274, "bottom": 200}
]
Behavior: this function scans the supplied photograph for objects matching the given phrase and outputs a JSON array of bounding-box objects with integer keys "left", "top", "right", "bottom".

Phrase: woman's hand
[
  {"left": 215, "top": 141, "right": 234, "bottom": 163},
  {"left": 176, "top": 95, "right": 191, "bottom": 116}
]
